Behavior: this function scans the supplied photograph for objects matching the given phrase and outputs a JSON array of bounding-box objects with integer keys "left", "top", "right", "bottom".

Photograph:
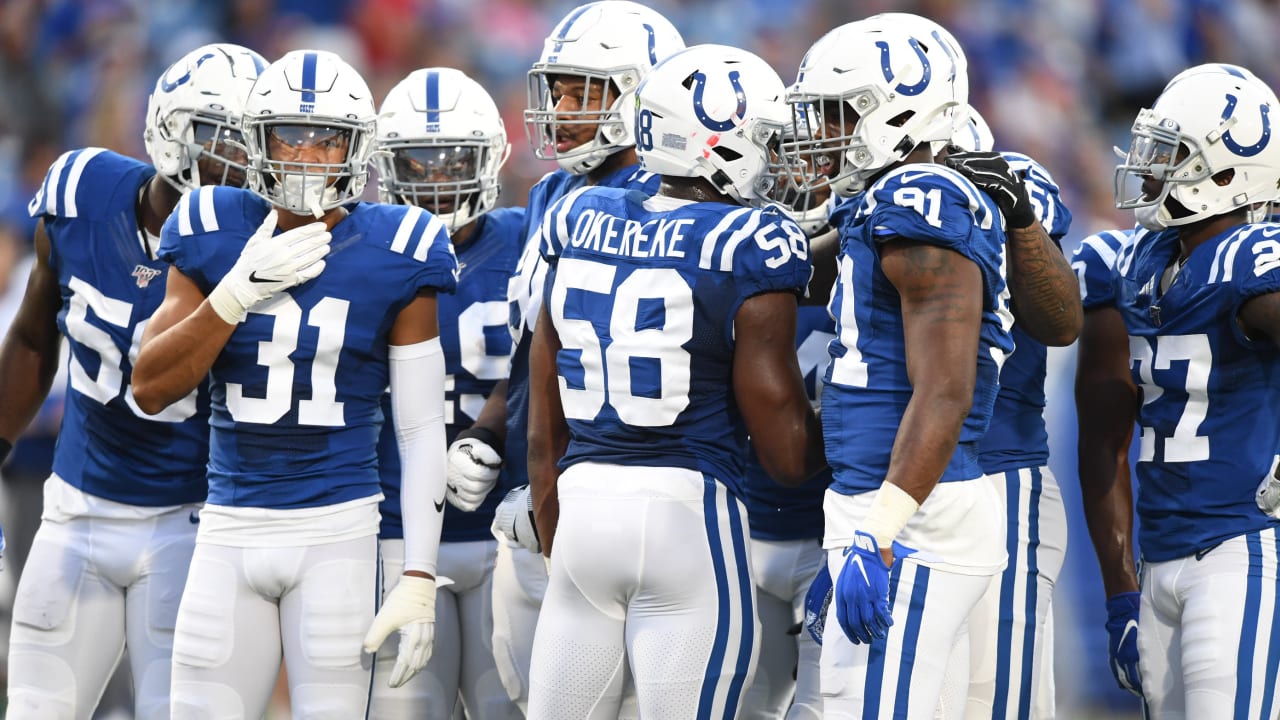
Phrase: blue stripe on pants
[
  {"left": 891, "top": 565, "right": 930, "bottom": 719},
  {"left": 722, "top": 495, "right": 754, "bottom": 718},
  {"left": 698, "top": 476, "right": 730, "bottom": 720},
  {"left": 1234, "top": 532, "right": 1263, "bottom": 718},
  {"left": 863, "top": 562, "right": 905, "bottom": 718}
]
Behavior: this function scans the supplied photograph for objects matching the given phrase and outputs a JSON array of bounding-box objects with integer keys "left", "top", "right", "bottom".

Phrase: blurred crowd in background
[{"left": 0, "top": 0, "right": 1277, "bottom": 717}]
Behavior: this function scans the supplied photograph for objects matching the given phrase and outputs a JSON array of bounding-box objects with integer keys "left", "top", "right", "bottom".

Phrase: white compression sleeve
[{"left": 390, "top": 337, "right": 447, "bottom": 575}]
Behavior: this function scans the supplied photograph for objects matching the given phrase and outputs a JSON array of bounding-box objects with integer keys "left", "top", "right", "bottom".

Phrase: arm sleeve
[{"left": 390, "top": 337, "right": 448, "bottom": 575}]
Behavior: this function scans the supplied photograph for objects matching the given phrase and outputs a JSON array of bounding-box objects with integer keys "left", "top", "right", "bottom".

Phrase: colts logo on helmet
[
  {"left": 692, "top": 71, "right": 747, "bottom": 132},
  {"left": 875, "top": 38, "right": 932, "bottom": 97},
  {"left": 1221, "top": 93, "right": 1272, "bottom": 157},
  {"left": 160, "top": 53, "right": 215, "bottom": 93}
]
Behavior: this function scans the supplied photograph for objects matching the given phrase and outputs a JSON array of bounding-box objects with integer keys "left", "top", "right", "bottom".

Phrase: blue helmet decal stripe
[
  {"left": 425, "top": 70, "right": 441, "bottom": 129},
  {"left": 692, "top": 71, "right": 747, "bottom": 132},
  {"left": 552, "top": 3, "right": 595, "bottom": 54},
  {"left": 1221, "top": 93, "right": 1272, "bottom": 157},
  {"left": 642, "top": 23, "right": 658, "bottom": 66},
  {"left": 301, "top": 52, "right": 318, "bottom": 105}
]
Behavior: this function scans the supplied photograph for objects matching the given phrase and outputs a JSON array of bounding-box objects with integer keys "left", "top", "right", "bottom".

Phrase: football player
[
  {"left": 784, "top": 18, "right": 1015, "bottom": 717},
  {"left": 1081, "top": 63, "right": 1280, "bottom": 718},
  {"left": 132, "top": 50, "right": 458, "bottom": 717},
  {"left": 444, "top": 3, "right": 685, "bottom": 714},
  {"left": 526, "top": 43, "right": 825, "bottom": 717},
  {"left": 370, "top": 66, "right": 523, "bottom": 719},
  {"left": 0, "top": 43, "right": 264, "bottom": 720}
]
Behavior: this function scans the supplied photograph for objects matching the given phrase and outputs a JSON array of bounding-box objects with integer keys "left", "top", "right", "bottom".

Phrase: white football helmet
[
  {"left": 870, "top": 13, "right": 970, "bottom": 128},
  {"left": 375, "top": 68, "right": 511, "bottom": 231},
  {"left": 784, "top": 18, "right": 966, "bottom": 197},
  {"left": 951, "top": 104, "right": 995, "bottom": 152},
  {"left": 525, "top": 0, "right": 685, "bottom": 175},
  {"left": 635, "top": 44, "right": 792, "bottom": 206},
  {"left": 242, "top": 50, "right": 377, "bottom": 217},
  {"left": 1114, "top": 64, "right": 1280, "bottom": 230},
  {"left": 144, "top": 43, "right": 266, "bottom": 191}
]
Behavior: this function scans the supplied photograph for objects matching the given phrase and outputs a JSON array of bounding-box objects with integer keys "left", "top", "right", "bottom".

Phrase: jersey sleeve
[
  {"left": 1003, "top": 151, "right": 1073, "bottom": 242},
  {"left": 1070, "top": 229, "right": 1129, "bottom": 310},
  {"left": 1227, "top": 223, "right": 1280, "bottom": 307},
  {"left": 729, "top": 206, "right": 813, "bottom": 299},
  {"left": 867, "top": 165, "right": 998, "bottom": 258},
  {"left": 27, "top": 148, "right": 150, "bottom": 222},
  {"left": 385, "top": 205, "right": 459, "bottom": 294}
]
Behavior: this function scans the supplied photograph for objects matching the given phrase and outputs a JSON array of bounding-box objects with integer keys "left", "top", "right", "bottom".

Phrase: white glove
[
  {"left": 446, "top": 433, "right": 502, "bottom": 511},
  {"left": 208, "top": 210, "right": 331, "bottom": 324},
  {"left": 492, "top": 484, "right": 541, "bottom": 554},
  {"left": 363, "top": 575, "right": 439, "bottom": 688},
  {"left": 1257, "top": 456, "right": 1280, "bottom": 517}
]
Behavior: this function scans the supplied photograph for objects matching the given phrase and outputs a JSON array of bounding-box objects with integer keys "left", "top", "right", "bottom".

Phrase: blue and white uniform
[
  {"left": 491, "top": 164, "right": 658, "bottom": 715},
  {"left": 739, "top": 302, "right": 833, "bottom": 720},
  {"left": 159, "top": 187, "right": 457, "bottom": 718},
  {"left": 1112, "top": 220, "right": 1280, "bottom": 719},
  {"left": 9, "top": 148, "right": 209, "bottom": 720},
  {"left": 820, "top": 164, "right": 1013, "bottom": 719},
  {"left": 373, "top": 206, "right": 524, "bottom": 719},
  {"left": 967, "top": 152, "right": 1073, "bottom": 720},
  {"left": 526, "top": 186, "right": 811, "bottom": 719}
]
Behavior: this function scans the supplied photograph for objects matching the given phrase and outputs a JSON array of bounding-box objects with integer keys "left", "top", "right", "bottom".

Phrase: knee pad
[
  {"left": 5, "top": 651, "right": 79, "bottom": 720},
  {"left": 172, "top": 556, "right": 238, "bottom": 670}
]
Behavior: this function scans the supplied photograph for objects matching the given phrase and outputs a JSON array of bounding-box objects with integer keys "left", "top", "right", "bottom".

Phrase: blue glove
[
  {"left": 835, "top": 531, "right": 909, "bottom": 644},
  {"left": 803, "top": 562, "right": 833, "bottom": 645},
  {"left": 1105, "top": 592, "right": 1143, "bottom": 697}
]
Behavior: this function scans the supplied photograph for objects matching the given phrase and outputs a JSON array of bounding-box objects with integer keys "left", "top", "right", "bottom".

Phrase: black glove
[{"left": 944, "top": 150, "right": 1037, "bottom": 229}]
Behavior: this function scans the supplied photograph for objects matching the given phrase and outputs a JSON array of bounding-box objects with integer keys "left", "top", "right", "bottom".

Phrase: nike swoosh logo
[
  {"left": 897, "top": 171, "right": 933, "bottom": 186},
  {"left": 248, "top": 271, "right": 275, "bottom": 283},
  {"left": 1118, "top": 619, "right": 1138, "bottom": 649},
  {"left": 433, "top": 498, "right": 445, "bottom": 512},
  {"left": 850, "top": 554, "right": 869, "bottom": 584}
]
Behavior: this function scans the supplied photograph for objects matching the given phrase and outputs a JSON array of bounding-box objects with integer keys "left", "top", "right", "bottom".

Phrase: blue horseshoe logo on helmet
[
  {"left": 1221, "top": 93, "right": 1272, "bottom": 157},
  {"left": 692, "top": 70, "right": 747, "bottom": 132},
  {"left": 160, "top": 52, "right": 215, "bottom": 93},
  {"left": 875, "top": 38, "right": 932, "bottom": 97}
]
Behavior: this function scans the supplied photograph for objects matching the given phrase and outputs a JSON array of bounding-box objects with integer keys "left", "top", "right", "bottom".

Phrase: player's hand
[
  {"left": 1104, "top": 592, "right": 1143, "bottom": 697},
  {"left": 803, "top": 562, "right": 833, "bottom": 645},
  {"left": 446, "top": 430, "right": 503, "bottom": 511},
  {"left": 943, "top": 150, "right": 1038, "bottom": 229},
  {"left": 492, "top": 484, "right": 541, "bottom": 554},
  {"left": 208, "top": 210, "right": 332, "bottom": 324},
  {"left": 363, "top": 574, "right": 438, "bottom": 688},
  {"left": 835, "top": 531, "right": 918, "bottom": 645},
  {"left": 1256, "top": 460, "right": 1280, "bottom": 518}
]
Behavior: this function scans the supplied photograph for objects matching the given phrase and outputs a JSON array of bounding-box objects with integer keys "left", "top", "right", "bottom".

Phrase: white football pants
[
  {"left": 741, "top": 537, "right": 824, "bottom": 720},
  {"left": 527, "top": 464, "right": 759, "bottom": 720},
  {"left": 168, "top": 534, "right": 377, "bottom": 719},
  {"left": 7, "top": 485, "right": 198, "bottom": 720}
]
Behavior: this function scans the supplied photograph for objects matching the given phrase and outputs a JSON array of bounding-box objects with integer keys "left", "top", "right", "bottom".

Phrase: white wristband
[
  {"left": 207, "top": 283, "right": 248, "bottom": 325},
  {"left": 862, "top": 482, "right": 920, "bottom": 548}
]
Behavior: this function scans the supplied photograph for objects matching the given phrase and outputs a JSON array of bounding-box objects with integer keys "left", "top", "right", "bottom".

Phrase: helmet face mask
[
  {"left": 144, "top": 43, "right": 266, "bottom": 192},
  {"left": 523, "top": 1, "right": 685, "bottom": 175},
  {"left": 1113, "top": 65, "right": 1280, "bottom": 230},
  {"left": 375, "top": 67, "right": 511, "bottom": 230},
  {"left": 242, "top": 51, "right": 376, "bottom": 218}
]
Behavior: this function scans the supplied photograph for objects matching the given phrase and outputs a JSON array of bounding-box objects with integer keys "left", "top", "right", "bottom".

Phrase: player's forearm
[
  {"left": 1006, "top": 223, "right": 1082, "bottom": 347},
  {"left": 883, "top": 386, "right": 970, "bottom": 504},
  {"left": 132, "top": 302, "right": 234, "bottom": 414},
  {"left": 527, "top": 309, "right": 566, "bottom": 557},
  {"left": 0, "top": 334, "right": 61, "bottom": 441},
  {"left": 470, "top": 378, "right": 509, "bottom": 446},
  {"left": 751, "top": 400, "right": 826, "bottom": 487},
  {"left": 392, "top": 338, "right": 447, "bottom": 577},
  {"left": 1076, "top": 388, "right": 1140, "bottom": 596}
]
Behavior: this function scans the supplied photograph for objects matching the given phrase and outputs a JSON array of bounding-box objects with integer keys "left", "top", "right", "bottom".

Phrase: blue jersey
[
  {"left": 504, "top": 165, "right": 660, "bottom": 490},
  {"left": 539, "top": 187, "right": 812, "bottom": 499},
  {"left": 28, "top": 148, "right": 210, "bottom": 506},
  {"left": 160, "top": 189, "right": 458, "bottom": 510},
  {"left": 979, "top": 152, "right": 1074, "bottom": 474},
  {"left": 1071, "top": 228, "right": 1137, "bottom": 311},
  {"left": 823, "top": 164, "right": 1014, "bottom": 495},
  {"left": 742, "top": 303, "right": 834, "bottom": 540},
  {"left": 1113, "top": 223, "right": 1280, "bottom": 561},
  {"left": 377, "top": 207, "right": 524, "bottom": 541}
]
